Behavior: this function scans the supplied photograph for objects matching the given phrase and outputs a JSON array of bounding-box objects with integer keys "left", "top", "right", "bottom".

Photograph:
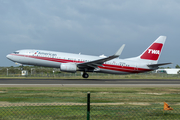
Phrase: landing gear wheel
[{"left": 82, "top": 73, "right": 89, "bottom": 78}]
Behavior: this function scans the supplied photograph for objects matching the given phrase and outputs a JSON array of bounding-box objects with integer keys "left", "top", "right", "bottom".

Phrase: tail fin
[{"left": 139, "top": 36, "right": 166, "bottom": 62}]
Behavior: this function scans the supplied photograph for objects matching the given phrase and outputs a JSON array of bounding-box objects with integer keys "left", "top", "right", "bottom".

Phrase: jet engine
[{"left": 60, "top": 63, "right": 77, "bottom": 72}]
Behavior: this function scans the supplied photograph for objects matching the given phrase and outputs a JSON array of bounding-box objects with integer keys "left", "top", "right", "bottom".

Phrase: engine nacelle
[{"left": 60, "top": 63, "right": 77, "bottom": 73}]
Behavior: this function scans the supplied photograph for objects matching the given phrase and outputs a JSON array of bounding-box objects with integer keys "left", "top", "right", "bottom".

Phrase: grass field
[{"left": 0, "top": 87, "right": 180, "bottom": 119}]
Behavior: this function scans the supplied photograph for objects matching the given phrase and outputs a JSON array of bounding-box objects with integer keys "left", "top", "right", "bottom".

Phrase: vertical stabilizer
[{"left": 139, "top": 36, "right": 166, "bottom": 62}]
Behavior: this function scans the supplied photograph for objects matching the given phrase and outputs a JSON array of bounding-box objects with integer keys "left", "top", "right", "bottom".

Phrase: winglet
[{"left": 114, "top": 44, "right": 125, "bottom": 57}]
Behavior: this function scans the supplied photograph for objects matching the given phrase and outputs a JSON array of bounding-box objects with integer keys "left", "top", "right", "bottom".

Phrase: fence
[{"left": 0, "top": 90, "right": 180, "bottom": 120}]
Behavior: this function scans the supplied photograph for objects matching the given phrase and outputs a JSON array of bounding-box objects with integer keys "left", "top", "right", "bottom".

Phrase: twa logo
[
  {"left": 141, "top": 43, "right": 163, "bottom": 60},
  {"left": 148, "top": 49, "right": 160, "bottom": 54}
]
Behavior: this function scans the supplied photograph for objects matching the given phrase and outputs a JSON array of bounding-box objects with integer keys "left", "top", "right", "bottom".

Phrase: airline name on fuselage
[
  {"left": 36, "top": 52, "right": 57, "bottom": 56},
  {"left": 148, "top": 49, "right": 160, "bottom": 54}
]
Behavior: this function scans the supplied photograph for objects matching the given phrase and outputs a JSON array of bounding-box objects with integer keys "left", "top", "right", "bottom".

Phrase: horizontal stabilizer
[{"left": 147, "top": 62, "right": 172, "bottom": 67}]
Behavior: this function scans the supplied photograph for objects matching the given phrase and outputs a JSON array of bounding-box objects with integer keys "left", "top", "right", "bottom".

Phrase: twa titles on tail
[{"left": 6, "top": 36, "right": 171, "bottom": 78}]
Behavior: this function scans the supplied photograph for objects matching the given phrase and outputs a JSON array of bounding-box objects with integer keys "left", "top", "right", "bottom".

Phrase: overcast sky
[{"left": 1, "top": 0, "right": 180, "bottom": 67}]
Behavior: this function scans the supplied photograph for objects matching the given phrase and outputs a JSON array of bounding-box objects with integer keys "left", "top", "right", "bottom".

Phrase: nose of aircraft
[
  {"left": 6, "top": 54, "right": 12, "bottom": 60},
  {"left": 6, "top": 54, "right": 10, "bottom": 59}
]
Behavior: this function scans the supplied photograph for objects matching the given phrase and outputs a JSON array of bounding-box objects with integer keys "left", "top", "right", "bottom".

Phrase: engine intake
[{"left": 60, "top": 63, "right": 77, "bottom": 73}]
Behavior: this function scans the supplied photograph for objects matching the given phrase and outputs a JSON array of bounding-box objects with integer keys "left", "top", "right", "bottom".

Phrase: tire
[{"left": 82, "top": 73, "right": 89, "bottom": 78}]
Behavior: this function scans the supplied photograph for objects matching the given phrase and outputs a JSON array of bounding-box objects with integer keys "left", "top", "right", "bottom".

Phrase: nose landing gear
[{"left": 82, "top": 72, "right": 89, "bottom": 78}]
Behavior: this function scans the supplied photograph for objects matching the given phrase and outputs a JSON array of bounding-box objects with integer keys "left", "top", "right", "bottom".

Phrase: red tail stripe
[{"left": 140, "top": 43, "right": 163, "bottom": 61}]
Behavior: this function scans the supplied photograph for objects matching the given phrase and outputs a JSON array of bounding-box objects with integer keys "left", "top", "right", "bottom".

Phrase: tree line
[
  {"left": 1, "top": 64, "right": 179, "bottom": 75},
  {"left": 0, "top": 66, "right": 60, "bottom": 75}
]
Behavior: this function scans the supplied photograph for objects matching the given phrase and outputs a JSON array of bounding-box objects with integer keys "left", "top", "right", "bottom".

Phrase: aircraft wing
[{"left": 77, "top": 44, "right": 125, "bottom": 69}]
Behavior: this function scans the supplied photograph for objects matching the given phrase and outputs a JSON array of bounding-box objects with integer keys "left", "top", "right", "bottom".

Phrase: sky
[{"left": 0, "top": 0, "right": 180, "bottom": 67}]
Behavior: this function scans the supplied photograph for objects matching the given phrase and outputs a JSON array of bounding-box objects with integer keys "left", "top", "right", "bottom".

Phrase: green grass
[
  {"left": 0, "top": 87, "right": 180, "bottom": 103},
  {"left": 0, "top": 87, "right": 180, "bottom": 119}
]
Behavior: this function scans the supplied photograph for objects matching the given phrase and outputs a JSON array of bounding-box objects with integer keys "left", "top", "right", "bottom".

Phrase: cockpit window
[{"left": 13, "top": 52, "right": 19, "bottom": 54}]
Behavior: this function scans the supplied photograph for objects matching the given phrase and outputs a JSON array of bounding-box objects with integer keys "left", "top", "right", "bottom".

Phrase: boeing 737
[{"left": 6, "top": 36, "right": 171, "bottom": 78}]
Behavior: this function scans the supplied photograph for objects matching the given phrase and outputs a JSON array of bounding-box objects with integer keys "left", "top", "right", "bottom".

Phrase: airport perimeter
[{"left": 0, "top": 86, "right": 180, "bottom": 119}]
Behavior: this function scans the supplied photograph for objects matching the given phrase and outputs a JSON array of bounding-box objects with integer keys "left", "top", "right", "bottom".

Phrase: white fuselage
[
  {"left": 6, "top": 49, "right": 152, "bottom": 74},
  {"left": 6, "top": 36, "right": 169, "bottom": 78}
]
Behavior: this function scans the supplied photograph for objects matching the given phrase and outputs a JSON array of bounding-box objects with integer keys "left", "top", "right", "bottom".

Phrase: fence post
[{"left": 87, "top": 92, "right": 90, "bottom": 120}]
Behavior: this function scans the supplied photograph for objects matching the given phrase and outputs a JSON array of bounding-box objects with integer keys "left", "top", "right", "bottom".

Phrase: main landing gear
[{"left": 82, "top": 72, "right": 89, "bottom": 78}]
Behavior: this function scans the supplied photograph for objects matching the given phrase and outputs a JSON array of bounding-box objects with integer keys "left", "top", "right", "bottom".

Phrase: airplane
[{"left": 6, "top": 36, "right": 171, "bottom": 78}]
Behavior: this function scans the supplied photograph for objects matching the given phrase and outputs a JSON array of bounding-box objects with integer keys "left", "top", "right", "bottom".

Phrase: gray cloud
[{"left": 1, "top": 0, "right": 180, "bottom": 67}]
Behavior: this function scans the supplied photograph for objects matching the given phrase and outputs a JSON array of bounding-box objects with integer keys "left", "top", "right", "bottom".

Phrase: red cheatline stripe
[
  {"left": 102, "top": 64, "right": 150, "bottom": 72},
  {"left": 99, "top": 66, "right": 151, "bottom": 73},
  {"left": 11, "top": 54, "right": 83, "bottom": 63},
  {"left": 11, "top": 54, "right": 151, "bottom": 73}
]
